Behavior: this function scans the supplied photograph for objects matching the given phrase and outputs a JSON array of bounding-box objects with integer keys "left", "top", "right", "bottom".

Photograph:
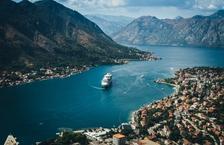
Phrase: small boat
[{"left": 101, "top": 73, "right": 112, "bottom": 88}]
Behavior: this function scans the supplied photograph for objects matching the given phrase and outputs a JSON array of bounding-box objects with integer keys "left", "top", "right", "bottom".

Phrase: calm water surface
[{"left": 0, "top": 46, "right": 224, "bottom": 144}]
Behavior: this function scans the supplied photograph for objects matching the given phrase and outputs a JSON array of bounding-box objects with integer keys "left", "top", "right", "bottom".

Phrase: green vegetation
[
  {"left": 39, "top": 132, "right": 88, "bottom": 145},
  {"left": 0, "top": 0, "right": 150, "bottom": 71}
]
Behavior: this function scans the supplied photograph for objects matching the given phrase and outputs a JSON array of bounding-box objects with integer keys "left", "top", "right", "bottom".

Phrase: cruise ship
[{"left": 101, "top": 73, "right": 112, "bottom": 88}]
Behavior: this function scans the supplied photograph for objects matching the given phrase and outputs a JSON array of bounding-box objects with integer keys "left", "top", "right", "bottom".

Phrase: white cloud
[
  {"left": 194, "top": 0, "right": 224, "bottom": 10},
  {"left": 82, "top": 6, "right": 214, "bottom": 19},
  {"left": 13, "top": 0, "right": 223, "bottom": 18},
  {"left": 208, "top": 4, "right": 217, "bottom": 9},
  {"left": 111, "top": 0, "right": 126, "bottom": 7},
  {"left": 62, "top": 0, "right": 126, "bottom": 9}
]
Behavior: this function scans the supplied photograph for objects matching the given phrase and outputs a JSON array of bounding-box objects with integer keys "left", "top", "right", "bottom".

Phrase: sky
[{"left": 14, "top": 0, "right": 224, "bottom": 18}]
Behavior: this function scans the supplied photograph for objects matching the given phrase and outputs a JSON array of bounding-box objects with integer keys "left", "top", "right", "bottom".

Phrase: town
[
  {"left": 0, "top": 65, "right": 90, "bottom": 88},
  {"left": 131, "top": 67, "right": 224, "bottom": 145},
  {"left": 4, "top": 67, "right": 224, "bottom": 145}
]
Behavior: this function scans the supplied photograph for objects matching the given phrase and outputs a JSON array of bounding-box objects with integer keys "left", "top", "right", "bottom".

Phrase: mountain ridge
[
  {"left": 0, "top": 0, "right": 148, "bottom": 71},
  {"left": 85, "top": 14, "right": 134, "bottom": 36},
  {"left": 113, "top": 10, "right": 224, "bottom": 48}
]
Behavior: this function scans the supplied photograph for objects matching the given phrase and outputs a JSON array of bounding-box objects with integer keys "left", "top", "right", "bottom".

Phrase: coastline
[
  {"left": 0, "top": 65, "right": 91, "bottom": 88},
  {"left": 129, "top": 85, "right": 177, "bottom": 129},
  {"left": 23, "top": 66, "right": 224, "bottom": 145},
  {"left": 3, "top": 59, "right": 223, "bottom": 145},
  {"left": 129, "top": 79, "right": 178, "bottom": 130},
  {"left": 0, "top": 55, "right": 161, "bottom": 88},
  {"left": 129, "top": 67, "right": 224, "bottom": 144},
  {"left": 155, "top": 79, "right": 178, "bottom": 88}
]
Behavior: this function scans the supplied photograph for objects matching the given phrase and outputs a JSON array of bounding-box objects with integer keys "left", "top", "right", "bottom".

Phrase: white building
[{"left": 4, "top": 135, "right": 19, "bottom": 145}]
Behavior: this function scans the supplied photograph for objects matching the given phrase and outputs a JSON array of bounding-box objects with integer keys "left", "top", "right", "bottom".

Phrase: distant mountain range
[
  {"left": 85, "top": 15, "right": 134, "bottom": 36},
  {"left": 113, "top": 10, "right": 224, "bottom": 48},
  {"left": 0, "top": 0, "right": 147, "bottom": 71}
]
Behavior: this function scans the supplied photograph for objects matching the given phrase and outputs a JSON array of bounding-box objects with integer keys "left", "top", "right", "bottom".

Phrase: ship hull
[{"left": 101, "top": 81, "right": 112, "bottom": 88}]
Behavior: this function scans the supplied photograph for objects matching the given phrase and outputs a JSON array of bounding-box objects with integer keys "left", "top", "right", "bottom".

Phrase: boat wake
[
  {"left": 122, "top": 74, "right": 145, "bottom": 94},
  {"left": 89, "top": 85, "right": 104, "bottom": 90},
  {"left": 112, "top": 68, "right": 124, "bottom": 73}
]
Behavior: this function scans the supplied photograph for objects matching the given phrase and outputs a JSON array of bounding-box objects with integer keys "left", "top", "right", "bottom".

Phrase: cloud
[
  {"left": 14, "top": 0, "right": 224, "bottom": 10},
  {"left": 59, "top": 0, "right": 193, "bottom": 9},
  {"left": 126, "top": 0, "right": 195, "bottom": 8},
  {"left": 59, "top": 0, "right": 126, "bottom": 9},
  {"left": 194, "top": 0, "right": 224, "bottom": 10},
  {"left": 126, "top": 0, "right": 224, "bottom": 10},
  {"left": 111, "top": 0, "right": 126, "bottom": 6},
  {"left": 58, "top": 0, "right": 224, "bottom": 12},
  {"left": 83, "top": 6, "right": 213, "bottom": 18},
  {"left": 208, "top": 4, "right": 217, "bottom": 9},
  {"left": 13, "top": 0, "right": 224, "bottom": 18}
]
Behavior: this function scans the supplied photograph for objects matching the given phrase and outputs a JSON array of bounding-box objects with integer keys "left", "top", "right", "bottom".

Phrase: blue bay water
[{"left": 0, "top": 46, "right": 224, "bottom": 144}]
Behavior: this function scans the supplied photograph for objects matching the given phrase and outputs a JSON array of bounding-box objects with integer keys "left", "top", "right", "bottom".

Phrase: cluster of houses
[
  {"left": 131, "top": 67, "right": 224, "bottom": 145},
  {"left": 0, "top": 66, "right": 88, "bottom": 87}
]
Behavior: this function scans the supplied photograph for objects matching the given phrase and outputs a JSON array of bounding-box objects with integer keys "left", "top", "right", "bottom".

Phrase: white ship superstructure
[{"left": 101, "top": 73, "right": 112, "bottom": 88}]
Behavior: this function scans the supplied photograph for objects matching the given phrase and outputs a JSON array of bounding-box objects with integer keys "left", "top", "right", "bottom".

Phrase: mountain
[
  {"left": 113, "top": 10, "right": 224, "bottom": 48},
  {"left": 0, "top": 0, "right": 148, "bottom": 71},
  {"left": 85, "top": 15, "right": 134, "bottom": 36}
]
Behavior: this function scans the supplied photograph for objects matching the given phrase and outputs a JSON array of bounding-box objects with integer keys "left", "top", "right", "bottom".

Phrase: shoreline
[
  {"left": 129, "top": 78, "right": 179, "bottom": 120},
  {"left": 154, "top": 79, "right": 178, "bottom": 88},
  {"left": 4, "top": 64, "right": 223, "bottom": 144},
  {"left": 0, "top": 55, "right": 161, "bottom": 88},
  {"left": 129, "top": 67, "right": 224, "bottom": 144},
  {"left": 56, "top": 67, "right": 222, "bottom": 145},
  {"left": 0, "top": 65, "right": 91, "bottom": 88},
  {"left": 18, "top": 66, "right": 224, "bottom": 145}
]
